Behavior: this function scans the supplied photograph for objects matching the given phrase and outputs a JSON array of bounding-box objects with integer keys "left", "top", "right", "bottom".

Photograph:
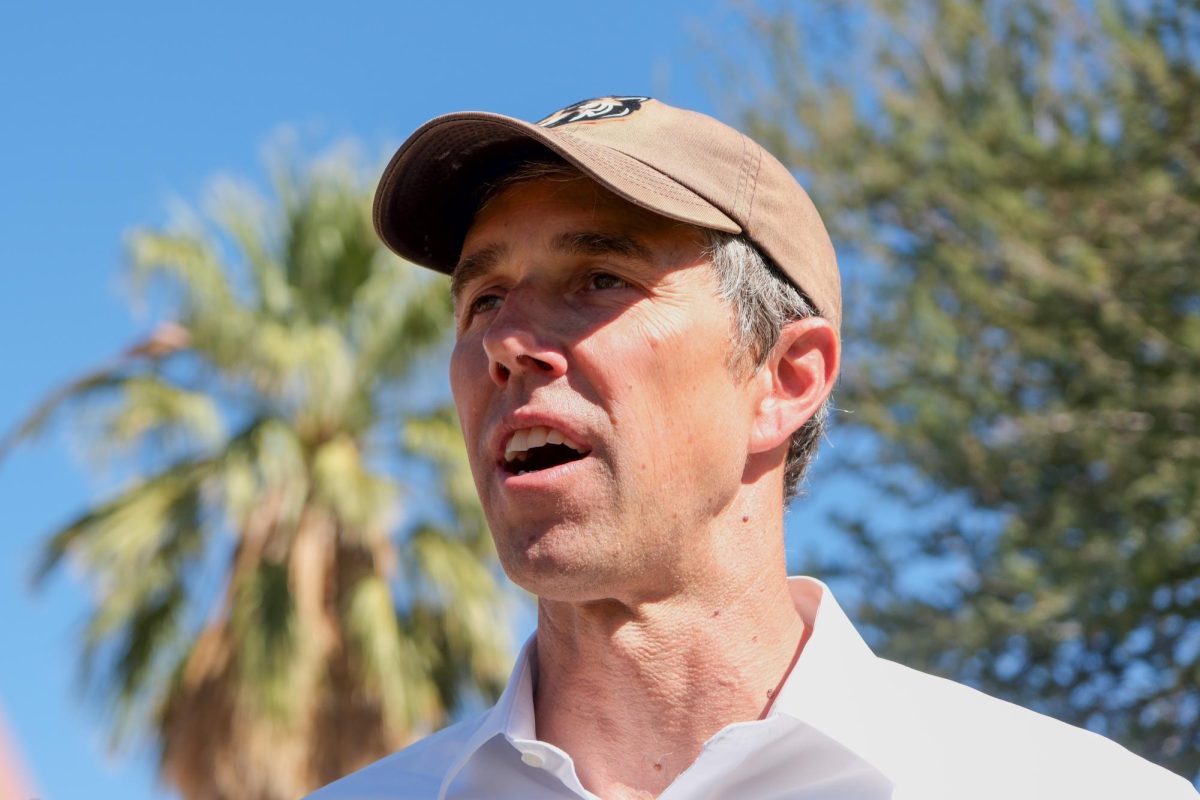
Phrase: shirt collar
[
  {"left": 769, "top": 577, "right": 896, "bottom": 775},
  {"left": 437, "top": 635, "right": 539, "bottom": 799},
  {"left": 439, "top": 576, "right": 892, "bottom": 798}
]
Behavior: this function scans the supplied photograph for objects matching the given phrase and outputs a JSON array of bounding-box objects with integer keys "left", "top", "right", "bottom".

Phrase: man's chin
[{"left": 494, "top": 526, "right": 626, "bottom": 602}]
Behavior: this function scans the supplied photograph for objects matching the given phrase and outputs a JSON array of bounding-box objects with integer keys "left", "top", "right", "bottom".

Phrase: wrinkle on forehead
[{"left": 552, "top": 231, "right": 653, "bottom": 263}]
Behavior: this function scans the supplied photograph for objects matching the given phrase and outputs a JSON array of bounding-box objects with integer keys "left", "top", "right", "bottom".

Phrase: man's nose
[{"left": 480, "top": 295, "right": 568, "bottom": 387}]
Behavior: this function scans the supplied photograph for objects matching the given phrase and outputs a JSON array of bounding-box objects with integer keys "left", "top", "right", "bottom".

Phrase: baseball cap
[{"left": 373, "top": 96, "right": 840, "bottom": 330}]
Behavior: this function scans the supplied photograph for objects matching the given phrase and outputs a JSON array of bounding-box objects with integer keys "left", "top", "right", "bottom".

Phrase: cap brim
[{"left": 373, "top": 112, "right": 741, "bottom": 275}]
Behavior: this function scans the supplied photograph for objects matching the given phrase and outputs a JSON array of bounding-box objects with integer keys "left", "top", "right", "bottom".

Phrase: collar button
[{"left": 520, "top": 750, "right": 547, "bottom": 769}]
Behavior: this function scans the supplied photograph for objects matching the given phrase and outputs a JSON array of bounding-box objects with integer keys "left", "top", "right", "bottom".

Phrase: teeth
[
  {"left": 503, "top": 425, "right": 585, "bottom": 462},
  {"left": 509, "top": 429, "right": 529, "bottom": 457}
]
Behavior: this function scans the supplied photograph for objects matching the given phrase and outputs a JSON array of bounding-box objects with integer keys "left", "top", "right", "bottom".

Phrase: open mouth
[{"left": 502, "top": 425, "right": 590, "bottom": 476}]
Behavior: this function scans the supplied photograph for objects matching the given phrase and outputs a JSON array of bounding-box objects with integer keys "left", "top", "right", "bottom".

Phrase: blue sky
[{"left": 0, "top": 3, "right": 864, "bottom": 799}]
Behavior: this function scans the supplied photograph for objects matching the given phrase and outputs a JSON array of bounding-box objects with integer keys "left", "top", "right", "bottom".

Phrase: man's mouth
[{"left": 502, "top": 425, "right": 590, "bottom": 476}]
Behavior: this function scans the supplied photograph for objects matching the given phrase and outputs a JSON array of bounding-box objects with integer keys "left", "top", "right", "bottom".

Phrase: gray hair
[
  {"left": 703, "top": 232, "right": 829, "bottom": 501},
  {"left": 478, "top": 159, "right": 830, "bottom": 501}
]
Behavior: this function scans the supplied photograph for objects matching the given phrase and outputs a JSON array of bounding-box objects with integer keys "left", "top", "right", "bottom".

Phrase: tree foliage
[
  {"left": 739, "top": 0, "right": 1200, "bottom": 779},
  {"left": 2, "top": 147, "right": 511, "bottom": 799}
]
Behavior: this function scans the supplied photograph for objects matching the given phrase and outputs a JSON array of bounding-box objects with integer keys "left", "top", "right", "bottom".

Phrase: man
[{"left": 309, "top": 97, "right": 1195, "bottom": 799}]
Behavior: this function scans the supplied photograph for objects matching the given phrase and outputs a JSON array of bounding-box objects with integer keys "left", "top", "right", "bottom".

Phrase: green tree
[
  {"left": 2, "top": 148, "right": 511, "bottom": 799},
  {"left": 738, "top": 0, "right": 1200, "bottom": 779}
]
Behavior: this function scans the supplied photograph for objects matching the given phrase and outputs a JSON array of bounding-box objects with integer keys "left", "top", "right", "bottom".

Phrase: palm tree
[{"left": 1, "top": 147, "right": 512, "bottom": 799}]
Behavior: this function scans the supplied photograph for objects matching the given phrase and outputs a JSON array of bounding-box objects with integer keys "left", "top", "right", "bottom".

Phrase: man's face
[{"left": 449, "top": 176, "right": 763, "bottom": 602}]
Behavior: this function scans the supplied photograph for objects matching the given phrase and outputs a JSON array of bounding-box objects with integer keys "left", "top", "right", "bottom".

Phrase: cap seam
[
  {"left": 743, "top": 136, "right": 763, "bottom": 230},
  {"left": 732, "top": 134, "right": 752, "bottom": 222}
]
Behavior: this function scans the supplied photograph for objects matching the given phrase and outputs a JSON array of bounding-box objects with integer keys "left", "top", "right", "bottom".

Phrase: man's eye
[
  {"left": 586, "top": 272, "right": 629, "bottom": 291},
  {"left": 468, "top": 293, "right": 502, "bottom": 315},
  {"left": 474, "top": 294, "right": 501, "bottom": 311}
]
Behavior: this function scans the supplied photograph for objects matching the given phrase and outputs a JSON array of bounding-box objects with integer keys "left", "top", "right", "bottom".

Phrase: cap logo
[{"left": 537, "top": 96, "right": 651, "bottom": 128}]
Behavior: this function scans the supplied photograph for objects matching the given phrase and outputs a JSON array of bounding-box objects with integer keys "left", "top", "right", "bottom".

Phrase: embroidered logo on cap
[{"left": 537, "top": 96, "right": 651, "bottom": 128}]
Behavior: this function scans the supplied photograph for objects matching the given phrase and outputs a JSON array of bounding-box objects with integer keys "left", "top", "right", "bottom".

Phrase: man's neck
[{"left": 532, "top": 555, "right": 806, "bottom": 799}]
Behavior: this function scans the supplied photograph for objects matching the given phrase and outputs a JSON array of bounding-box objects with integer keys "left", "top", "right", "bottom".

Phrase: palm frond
[
  {"left": 0, "top": 368, "right": 127, "bottom": 460},
  {"left": 101, "top": 374, "right": 224, "bottom": 450},
  {"left": 404, "top": 407, "right": 490, "bottom": 552},
  {"left": 344, "top": 573, "right": 441, "bottom": 732},
  {"left": 310, "top": 435, "right": 397, "bottom": 546},
  {"left": 407, "top": 526, "right": 511, "bottom": 703},
  {"left": 34, "top": 455, "right": 215, "bottom": 585}
]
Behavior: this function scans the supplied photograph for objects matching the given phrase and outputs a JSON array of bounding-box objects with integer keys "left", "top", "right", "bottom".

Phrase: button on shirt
[{"left": 307, "top": 578, "right": 1197, "bottom": 799}]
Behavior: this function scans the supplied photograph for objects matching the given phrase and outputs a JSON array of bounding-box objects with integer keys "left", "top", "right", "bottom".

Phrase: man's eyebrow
[
  {"left": 451, "top": 243, "right": 509, "bottom": 302},
  {"left": 450, "top": 231, "right": 653, "bottom": 301},
  {"left": 552, "top": 231, "right": 653, "bottom": 262}
]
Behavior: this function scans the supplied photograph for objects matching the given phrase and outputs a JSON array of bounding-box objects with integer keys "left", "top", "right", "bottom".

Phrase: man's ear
[{"left": 748, "top": 317, "right": 840, "bottom": 455}]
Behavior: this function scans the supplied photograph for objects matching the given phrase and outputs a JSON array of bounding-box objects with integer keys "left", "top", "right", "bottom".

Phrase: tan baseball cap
[{"left": 373, "top": 96, "right": 840, "bottom": 330}]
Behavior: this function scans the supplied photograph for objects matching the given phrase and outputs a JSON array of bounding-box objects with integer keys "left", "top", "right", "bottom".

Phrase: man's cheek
[{"left": 623, "top": 308, "right": 690, "bottom": 356}]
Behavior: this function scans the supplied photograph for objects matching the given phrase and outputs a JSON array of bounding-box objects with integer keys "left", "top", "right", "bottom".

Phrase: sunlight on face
[{"left": 449, "top": 176, "right": 762, "bottom": 603}]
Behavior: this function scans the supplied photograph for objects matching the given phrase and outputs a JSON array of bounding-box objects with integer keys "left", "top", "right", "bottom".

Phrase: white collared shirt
[{"left": 307, "top": 578, "right": 1196, "bottom": 799}]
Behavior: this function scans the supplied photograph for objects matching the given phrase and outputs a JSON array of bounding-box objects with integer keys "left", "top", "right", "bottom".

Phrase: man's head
[
  {"left": 373, "top": 97, "right": 840, "bottom": 599},
  {"left": 475, "top": 157, "right": 833, "bottom": 501}
]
